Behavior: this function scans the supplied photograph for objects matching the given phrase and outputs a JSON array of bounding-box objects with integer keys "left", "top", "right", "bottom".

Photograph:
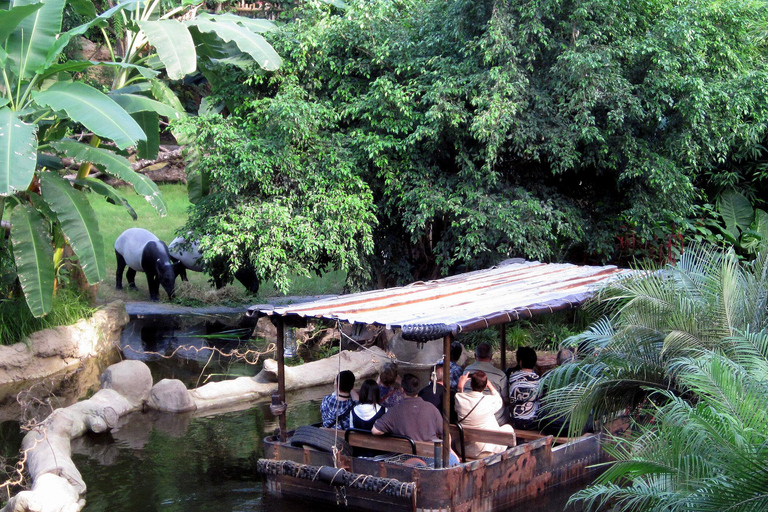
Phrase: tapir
[
  {"left": 169, "top": 236, "right": 260, "bottom": 294},
  {"left": 115, "top": 228, "right": 176, "bottom": 301}
]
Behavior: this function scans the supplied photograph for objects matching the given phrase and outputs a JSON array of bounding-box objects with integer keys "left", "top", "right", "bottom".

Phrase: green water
[{"left": 72, "top": 399, "right": 337, "bottom": 512}]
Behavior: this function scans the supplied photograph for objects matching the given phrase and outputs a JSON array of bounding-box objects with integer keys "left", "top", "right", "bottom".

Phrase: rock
[
  {"left": 100, "top": 360, "right": 153, "bottom": 408},
  {"left": 147, "top": 379, "right": 196, "bottom": 413}
]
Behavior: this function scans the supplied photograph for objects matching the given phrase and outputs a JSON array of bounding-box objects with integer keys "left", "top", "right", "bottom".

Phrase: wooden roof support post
[
  {"left": 275, "top": 316, "right": 287, "bottom": 442},
  {"left": 500, "top": 323, "right": 507, "bottom": 371},
  {"left": 442, "top": 333, "right": 452, "bottom": 466}
]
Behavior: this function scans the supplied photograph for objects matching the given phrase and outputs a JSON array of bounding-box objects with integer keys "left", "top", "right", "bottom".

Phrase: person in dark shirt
[
  {"left": 418, "top": 364, "right": 456, "bottom": 422},
  {"left": 507, "top": 347, "right": 540, "bottom": 430},
  {"left": 321, "top": 370, "right": 358, "bottom": 429}
]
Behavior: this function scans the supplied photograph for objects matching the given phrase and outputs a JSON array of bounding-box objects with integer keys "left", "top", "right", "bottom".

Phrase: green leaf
[
  {"left": 0, "top": 107, "right": 38, "bottom": 196},
  {"left": 74, "top": 177, "right": 137, "bottom": 220},
  {"left": 0, "top": 3, "right": 44, "bottom": 42},
  {"left": 66, "top": 0, "right": 95, "bottom": 18},
  {"left": 137, "top": 20, "right": 197, "bottom": 80},
  {"left": 48, "top": 140, "right": 167, "bottom": 215},
  {"left": 6, "top": 0, "right": 65, "bottom": 80},
  {"left": 197, "top": 12, "right": 276, "bottom": 33},
  {"left": 754, "top": 209, "right": 768, "bottom": 242},
  {"left": 185, "top": 146, "right": 209, "bottom": 203},
  {"left": 37, "top": 0, "right": 140, "bottom": 73},
  {"left": 110, "top": 92, "right": 182, "bottom": 119},
  {"left": 39, "top": 172, "right": 105, "bottom": 284},
  {"left": 198, "top": 96, "right": 224, "bottom": 116},
  {"left": 10, "top": 203, "right": 54, "bottom": 317},
  {"left": 33, "top": 81, "right": 146, "bottom": 149},
  {"left": 131, "top": 111, "right": 159, "bottom": 159},
  {"left": 720, "top": 190, "right": 754, "bottom": 238},
  {"left": 148, "top": 79, "right": 185, "bottom": 113},
  {"left": 37, "top": 60, "right": 159, "bottom": 84},
  {"left": 186, "top": 18, "right": 281, "bottom": 71}
]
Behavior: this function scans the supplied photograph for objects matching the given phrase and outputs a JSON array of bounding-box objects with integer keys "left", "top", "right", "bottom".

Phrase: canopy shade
[{"left": 248, "top": 260, "right": 632, "bottom": 335}]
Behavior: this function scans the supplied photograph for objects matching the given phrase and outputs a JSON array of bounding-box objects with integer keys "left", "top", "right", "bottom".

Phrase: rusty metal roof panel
[{"left": 248, "top": 261, "right": 632, "bottom": 333}]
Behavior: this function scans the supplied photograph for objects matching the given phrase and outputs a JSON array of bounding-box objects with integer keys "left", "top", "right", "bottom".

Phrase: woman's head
[
  {"left": 358, "top": 379, "right": 380, "bottom": 405},
  {"left": 470, "top": 370, "right": 488, "bottom": 392},
  {"left": 379, "top": 363, "right": 398, "bottom": 387}
]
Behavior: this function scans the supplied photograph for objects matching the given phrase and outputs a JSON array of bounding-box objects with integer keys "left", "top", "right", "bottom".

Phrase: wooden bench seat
[{"left": 321, "top": 427, "right": 437, "bottom": 457}]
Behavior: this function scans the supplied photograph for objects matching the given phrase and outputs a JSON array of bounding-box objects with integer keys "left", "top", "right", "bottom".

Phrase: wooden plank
[
  {"left": 449, "top": 425, "right": 517, "bottom": 448},
  {"left": 515, "top": 429, "right": 574, "bottom": 445},
  {"left": 321, "top": 428, "right": 436, "bottom": 457}
]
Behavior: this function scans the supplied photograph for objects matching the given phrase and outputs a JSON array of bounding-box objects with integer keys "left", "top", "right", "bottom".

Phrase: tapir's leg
[
  {"left": 147, "top": 272, "right": 160, "bottom": 302},
  {"left": 126, "top": 268, "right": 138, "bottom": 290},
  {"left": 115, "top": 251, "right": 126, "bottom": 290}
]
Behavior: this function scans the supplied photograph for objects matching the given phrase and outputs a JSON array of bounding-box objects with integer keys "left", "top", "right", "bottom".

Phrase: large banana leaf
[
  {"left": 74, "top": 177, "right": 137, "bottom": 220},
  {"left": 39, "top": 172, "right": 105, "bottom": 284},
  {"left": 197, "top": 12, "right": 275, "bottom": 33},
  {"left": 38, "top": 0, "right": 141, "bottom": 73},
  {"left": 186, "top": 18, "right": 281, "bottom": 71},
  {"left": 10, "top": 203, "right": 54, "bottom": 317},
  {"left": 109, "top": 92, "right": 182, "bottom": 119},
  {"left": 34, "top": 82, "right": 146, "bottom": 150},
  {"left": 49, "top": 140, "right": 167, "bottom": 215},
  {"left": 0, "top": 3, "right": 43, "bottom": 41},
  {"left": 131, "top": 111, "right": 159, "bottom": 159},
  {"left": 0, "top": 107, "right": 38, "bottom": 196},
  {"left": 720, "top": 190, "right": 754, "bottom": 239},
  {"left": 137, "top": 20, "right": 197, "bottom": 80},
  {"left": 6, "top": 0, "right": 65, "bottom": 80}
]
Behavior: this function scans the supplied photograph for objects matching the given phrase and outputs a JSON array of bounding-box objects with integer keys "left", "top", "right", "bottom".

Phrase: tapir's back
[{"left": 115, "top": 228, "right": 160, "bottom": 271}]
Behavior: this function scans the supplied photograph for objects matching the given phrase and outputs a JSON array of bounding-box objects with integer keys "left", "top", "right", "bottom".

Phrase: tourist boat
[{"left": 248, "top": 260, "right": 631, "bottom": 511}]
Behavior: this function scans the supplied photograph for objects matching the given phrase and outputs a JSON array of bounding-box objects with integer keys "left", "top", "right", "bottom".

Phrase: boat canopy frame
[{"left": 247, "top": 260, "right": 632, "bottom": 463}]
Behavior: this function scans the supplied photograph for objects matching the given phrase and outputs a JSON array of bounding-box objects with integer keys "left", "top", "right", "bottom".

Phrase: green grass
[
  {"left": 89, "top": 183, "right": 346, "bottom": 304},
  {"left": 0, "top": 288, "right": 95, "bottom": 346}
]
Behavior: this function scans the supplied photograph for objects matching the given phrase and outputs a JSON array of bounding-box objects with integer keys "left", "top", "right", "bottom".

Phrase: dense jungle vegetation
[{"left": 181, "top": 0, "right": 768, "bottom": 292}]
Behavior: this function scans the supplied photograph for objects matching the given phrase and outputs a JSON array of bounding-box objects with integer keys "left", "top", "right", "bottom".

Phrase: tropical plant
[
  {"left": 541, "top": 243, "right": 768, "bottom": 435},
  {"left": 0, "top": 0, "right": 281, "bottom": 316},
  {"left": 570, "top": 346, "right": 768, "bottom": 512},
  {"left": 688, "top": 190, "right": 768, "bottom": 255}
]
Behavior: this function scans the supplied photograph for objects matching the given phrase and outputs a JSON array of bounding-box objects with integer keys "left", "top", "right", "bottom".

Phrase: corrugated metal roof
[{"left": 247, "top": 261, "right": 632, "bottom": 334}]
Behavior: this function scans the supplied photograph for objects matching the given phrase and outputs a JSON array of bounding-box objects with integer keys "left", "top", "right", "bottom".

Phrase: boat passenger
[
  {"left": 418, "top": 364, "right": 456, "bottom": 422},
  {"left": 449, "top": 341, "right": 464, "bottom": 392},
  {"left": 321, "top": 370, "right": 358, "bottom": 430},
  {"left": 377, "top": 363, "right": 405, "bottom": 408},
  {"left": 507, "top": 347, "right": 540, "bottom": 430},
  {"left": 455, "top": 371, "right": 515, "bottom": 458},
  {"left": 372, "top": 373, "right": 460, "bottom": 465},
  {"left": 463, "top": 342, "right": 509, "bottom": 425},
  {"left": 350, "top": 379, "right": 386, "bottom": 431}
]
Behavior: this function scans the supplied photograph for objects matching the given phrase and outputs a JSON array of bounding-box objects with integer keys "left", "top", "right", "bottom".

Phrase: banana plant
[{"left": 0, "top": 0, "right": 282, "bottom": 317}]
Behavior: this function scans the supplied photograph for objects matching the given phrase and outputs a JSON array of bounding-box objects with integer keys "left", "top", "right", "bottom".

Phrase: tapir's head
[{"left": 155, "top": 243, "right": 176, "bottom": 299}]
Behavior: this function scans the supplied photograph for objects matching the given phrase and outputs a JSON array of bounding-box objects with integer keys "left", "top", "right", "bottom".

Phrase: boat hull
[{"left": 260, "top": 433, "right": 606, "bottom": 511}]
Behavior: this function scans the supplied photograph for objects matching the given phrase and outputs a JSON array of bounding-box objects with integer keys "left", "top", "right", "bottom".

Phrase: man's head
[
  {"left": 475, "top": 342, "right": 493, "bottom": 362},
  {"left": 556, "top": 348, "right": 575, "bottom": 366},
  {"left": 470, "top": 370, "right": 487, "bottom": 392},
  {"left": 433, "top": 364, "right": 444, "bottom": 383},
  {"left": 450, "top": 341, "right": 463, "bottom": 363},
  {"left": 401, "top": 373, "right": 420, "bottom": 396},
  {"left": 516, "top": 346, "right": 537, "bottom": 370},
  {"left": 338, "top": 370, "right": 355, "bottom": 393}
]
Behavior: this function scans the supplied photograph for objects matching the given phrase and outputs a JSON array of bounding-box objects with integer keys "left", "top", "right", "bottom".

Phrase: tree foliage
[{"left": 184, "top": 0, "right": 768, "bottom": 288}]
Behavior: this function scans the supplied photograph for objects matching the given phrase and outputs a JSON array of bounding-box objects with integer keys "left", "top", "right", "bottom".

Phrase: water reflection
[
  {"left": 71, "top": 391, "right": 341, "bottom": 512},
  {"left": 120, "top": 315, "right": 264, "bottom": 389}
]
